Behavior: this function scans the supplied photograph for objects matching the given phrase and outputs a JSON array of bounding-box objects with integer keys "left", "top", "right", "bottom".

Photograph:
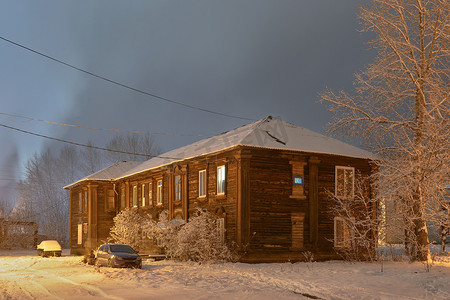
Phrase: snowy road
[{"left": 1, "top": 250, "right": 449, "bottom": 299}]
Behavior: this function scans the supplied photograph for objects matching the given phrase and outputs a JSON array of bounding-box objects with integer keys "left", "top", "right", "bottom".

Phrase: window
[
  {"left": 106, "top": 189, "right": 115, "bottom": 211},
  {"left": 142, "top": 184, "right": 146, "bottom": 207},
  {"left": 78, "top": 193, "right": 83, "bottom": 213},
  {"left": 148, "top": 182, "right": 153, "bottom": 206},
  {"left": 175, "top": 175, "right": 181, "bottom": 202},
  {"left": 217, "top": 165, "right": 226, "bottom": 195},
  {"left": 133, "top": 185, "right": 138, "bottom": 207},
  {"left": 199, "top": 170, "right": 206, "bottom": 197},
  {"left": 157, "top": 180, "right": 163, "bottom": 205},
  {"left": 120, "top": 187, "right": 126, "bottom": 209},
  {"left": 77, "top": 224, "right": 82, "bottom": 244},
  {"left": 334, "top": 217, "right": 352, "bottom": 248},
  {"left": 84, "top": 191, "right": 88, "bottom": 213},
  {"left": 335, "top": 166, "right": 354, "bottom": 199}
]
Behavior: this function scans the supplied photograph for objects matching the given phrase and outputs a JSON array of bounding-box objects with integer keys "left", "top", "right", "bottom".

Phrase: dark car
[{"left": 95, "top": 244, "right": 142, "bottom": 269}]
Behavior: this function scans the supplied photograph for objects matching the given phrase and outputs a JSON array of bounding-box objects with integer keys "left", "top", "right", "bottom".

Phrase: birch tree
[{"left": 321, "top": 0, "right": 449, "bottom": 261}]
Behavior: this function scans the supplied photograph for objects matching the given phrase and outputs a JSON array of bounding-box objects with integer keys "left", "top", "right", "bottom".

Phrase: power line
[
  {"left": 0, "top": 122, "right": 182, "bottom": 160},
  {"left": 0, "top": 36, "right": 256, "bottom": 121},
  {"left": 0, "top": 112, "right": 210, "bottom": 137}
]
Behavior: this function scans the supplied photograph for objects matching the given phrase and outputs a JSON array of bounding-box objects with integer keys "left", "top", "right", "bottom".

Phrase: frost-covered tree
[
  {"left": 328, "top": 176, "right": 378, "bottom": 261},
  {"left": 12, "top": 133, "right": 160, "bottom": 248},
  {"left": 321, "top": 0, "right": 449, "bottom": 261},
  {"left": 109, "top": 208, "right": 148, "bottom": 249},
  {"left": 105, "top": 133, "right": 160, "bottom": 163},
  {"left": 145, "top": 209, "right": 235, "bottom": 263}
]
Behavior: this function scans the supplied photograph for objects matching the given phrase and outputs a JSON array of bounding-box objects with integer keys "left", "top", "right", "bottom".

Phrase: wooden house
[{"left": 65, "top": 116, "right": 376, "bottom": 261}]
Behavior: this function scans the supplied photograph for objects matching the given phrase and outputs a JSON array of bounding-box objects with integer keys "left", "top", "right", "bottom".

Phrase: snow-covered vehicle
[
  {"left": 37, "top": 240, "right": 62, "bottom": 257},
  {"left": 95, "top": 244, "right": 142, "bottom": 269}
]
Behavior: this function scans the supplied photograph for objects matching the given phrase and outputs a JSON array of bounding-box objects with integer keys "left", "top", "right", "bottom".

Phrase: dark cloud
[{"left": 0, "top": 1, "right": 375, "bottom": 188}]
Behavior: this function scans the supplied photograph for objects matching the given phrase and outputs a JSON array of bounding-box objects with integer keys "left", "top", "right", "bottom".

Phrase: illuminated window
[
  {"left": 217, "top": 165, "right": 226, "bottom": 195},
  {"left": 157, "top": 180, "right": 163, "bottom": 205},
  {"left": 77, "top": 224, "right": 82, "bottom": 244},
  {"left": 133, "top": 185, "right": 138, "bottom": 207},
  {"left": 175, "top": 175, "right": 181, "bottom": 201},
  {"left": 142, "top": 184, "right": 146, "bottom": 207},
  {"left": 335, "top": 166, "right": 354, "bottom": 199},
  {"left": 199, "top": 170, "right": 206, "bottom": 197}
]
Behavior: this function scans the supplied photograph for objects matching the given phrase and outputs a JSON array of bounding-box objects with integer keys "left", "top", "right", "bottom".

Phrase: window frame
[
  {"left": 148, "top": 182, "right": 153, "bottom": 206},
  {"left": 199, "top": 170, "right": 206, "bottom": 198},
  {"left": 132, "top": 185, "right": 138, "bottom": 208},
  {"left": 217, "top": 165, "right": 226, "bottom": 195},
  {"left": 157, "top": 180, "right": 163, "bottom": 205},
  {"left": 335, "top": 166, "right": 355, "bottom": 199},
  {"left": 120, "top": 187, "right": 126, "bottom": 209},
  {"left": 77, "top": 224, "right": 82, "bottom": 245},
  {"left": 105, "top": 188, "right": 115, "bottom": 211},
  {"left": 334, "top": 216, "right": 353, "bottom": 248},
  {"left": 141, "top": 183, "right": 146, "bottom": 207},
  {"left": 78, "top": 192, "right": 83, "bottom": 213},
  {"left": 83, "top": 190, "right": 88, "bottom": 213},
  {"left": 174, "top": 175, "right": 182, "bottom": 202}
]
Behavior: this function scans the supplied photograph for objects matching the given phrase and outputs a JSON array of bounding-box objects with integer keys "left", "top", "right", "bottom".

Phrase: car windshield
[{"left": 109, "top": 244, "right": 135, "bottom": 253}]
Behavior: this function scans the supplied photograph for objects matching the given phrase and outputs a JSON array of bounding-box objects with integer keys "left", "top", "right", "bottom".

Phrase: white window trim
[
  {"left": 199, "top": 170, "right": 206, "bottom": 198},
  {"left": 335, "top": 166, "right": 355, "bottom": 199},
  {"left": 217, "top": 165, "right": 226, "bottom": 195}
]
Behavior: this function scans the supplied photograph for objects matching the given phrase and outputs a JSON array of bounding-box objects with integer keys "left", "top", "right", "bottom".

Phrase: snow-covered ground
[{"left": 0, "top": 249, "right": 449, "bottom": 300}]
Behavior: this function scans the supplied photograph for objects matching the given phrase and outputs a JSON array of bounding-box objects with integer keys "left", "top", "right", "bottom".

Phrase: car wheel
[
  {"left": 95, "top": 259, "right": 101, "bottom": 267},
  {"left": 107, "top": 259, "right": 112, "bottom": 268}
]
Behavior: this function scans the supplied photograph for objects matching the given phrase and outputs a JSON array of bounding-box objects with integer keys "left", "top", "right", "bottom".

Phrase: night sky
[{"left": 0, "top": 0, "right": 374, "bottom": 207}]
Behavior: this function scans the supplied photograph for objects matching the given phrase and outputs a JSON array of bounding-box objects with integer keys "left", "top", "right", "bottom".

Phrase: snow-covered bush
[
  {"left": 109, "top": 208, "right": 147, "bottom": 249},
  {"left": 149, "top": 209, "right": 236, "bottom": 263}
]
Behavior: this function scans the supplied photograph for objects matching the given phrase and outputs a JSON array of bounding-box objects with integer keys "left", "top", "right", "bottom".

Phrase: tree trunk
[{"left": 411, "top": 186, "right": 429, "bottom": 261}]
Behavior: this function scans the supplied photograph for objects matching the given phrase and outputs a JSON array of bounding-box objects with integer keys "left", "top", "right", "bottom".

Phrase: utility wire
[
  {"left": 0, "top": 112, "right": 210, "bottom": 137},
  {"left": 0, "top": 36, "right": 256, "bottom": 121},
  {"left": 0, "top": 122, "right": 182, "bottom": 160}
]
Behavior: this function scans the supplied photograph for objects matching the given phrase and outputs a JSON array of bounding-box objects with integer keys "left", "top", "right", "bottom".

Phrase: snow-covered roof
[
  {"left": 64, "top": 117, "right": 375, "bottom": 188},
  {"left": 63, "top": 161, "right": 142, "bottom": 189},
  {"left": 119, "top": 116, "right": 375, "bottom": 179}
]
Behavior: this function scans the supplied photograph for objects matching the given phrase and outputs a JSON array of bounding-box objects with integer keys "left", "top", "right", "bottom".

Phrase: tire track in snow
[{"left": 25, "top": 264, "right": 124, "bottom": 300}]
